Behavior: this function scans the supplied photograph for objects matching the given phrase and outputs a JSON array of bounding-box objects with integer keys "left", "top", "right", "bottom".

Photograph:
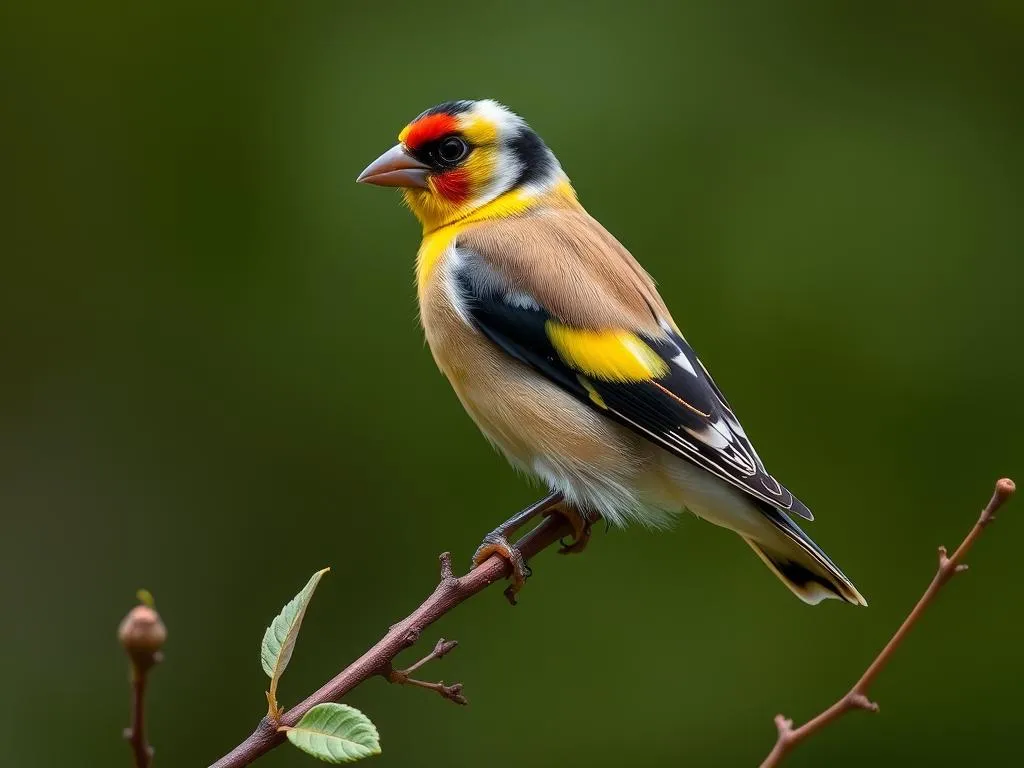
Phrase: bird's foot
[
  {"left": 547, "top": 505, "right": 594, "bottom": 555},
  {"left": 472, "top": 532, "right": 532, "bottom": 605}
]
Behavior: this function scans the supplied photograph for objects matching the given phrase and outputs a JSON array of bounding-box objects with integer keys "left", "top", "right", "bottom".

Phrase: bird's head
[{"left": 357, "top": 100, "right": 571, "bottom": 232}]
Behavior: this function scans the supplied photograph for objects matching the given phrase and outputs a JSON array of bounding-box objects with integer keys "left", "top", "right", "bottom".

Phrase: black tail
[{"left": 744, "top": 504, "right": 866, "bottom": 606}]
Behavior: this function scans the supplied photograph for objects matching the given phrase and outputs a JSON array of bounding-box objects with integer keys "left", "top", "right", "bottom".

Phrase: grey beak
[{"left": 356, "top": 144, "right": 430, "bottom": 188}]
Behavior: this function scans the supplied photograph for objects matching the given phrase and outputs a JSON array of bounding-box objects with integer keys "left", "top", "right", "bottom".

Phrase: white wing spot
[
  {"left": 724, "top": 410, "right": 748, "bottom": 438},
  {"left": 683, "top": 424, "right": 731, "bottom": 450},
  {"left": 672, "top": 352, "right": 698, "bottom": 377},
  {"left": 503, "top": 291, "right": 540, "bottom": 311},
  {"left": 709, "top": 416, "right": 734, "bottom": 445}
]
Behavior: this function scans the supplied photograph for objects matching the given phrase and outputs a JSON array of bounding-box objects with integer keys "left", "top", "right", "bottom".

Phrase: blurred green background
[{"left": 2, "top": 1, "right": 1022, "bottom": 766}]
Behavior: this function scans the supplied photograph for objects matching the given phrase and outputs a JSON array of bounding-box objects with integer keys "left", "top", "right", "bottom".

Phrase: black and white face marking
[{"left": 461, "top": 100, "right": 566, "bottom": 202}]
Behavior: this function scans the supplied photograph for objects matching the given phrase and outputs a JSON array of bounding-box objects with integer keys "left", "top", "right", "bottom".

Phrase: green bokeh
[{"left": 2, "top": 2, "right": 1022, "bottom": 766}]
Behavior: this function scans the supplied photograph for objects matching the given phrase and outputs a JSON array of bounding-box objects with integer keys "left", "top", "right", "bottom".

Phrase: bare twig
[
  {"left": 209, "top": 493, "right": 571, "bottom": 768},
  {"left": 759, "top": 478, "right": 1015, "bottom": 768},
  {"left": 208, "top": 479, "right": 1014, "bottom": 768},
  {"left": 119, "top": 595, "right": 167, "bottom": 768},
  {"left": 386, "top": 637, "right": 468, "bottom": 705}
]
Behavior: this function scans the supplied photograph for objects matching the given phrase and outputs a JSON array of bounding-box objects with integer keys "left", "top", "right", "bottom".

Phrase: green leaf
[
  {"left": 261, "top": 567, "right": 329, "bottom": 714},
  {"left": 282, "top": 703, "right": 381, "bottom": 763},
  {"left": 136, "top": 589, "right": 155, "bottom": 608}
]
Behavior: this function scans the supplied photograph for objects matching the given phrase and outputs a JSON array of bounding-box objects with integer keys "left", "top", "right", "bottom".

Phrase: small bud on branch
[
  {"left": 120, "top": 593, "right": 166, "bottom": 768},
  {"left": 119, "top": 605, "right": 167, "bottom": 671}
]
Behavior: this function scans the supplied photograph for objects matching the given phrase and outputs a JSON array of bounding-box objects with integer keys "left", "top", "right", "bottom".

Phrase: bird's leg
[
  {"left": 546, "top": 503, "right": 595, "bottom": 555},
  {"left": 472, "top": 491, "right": 564, "bottom": 605}
]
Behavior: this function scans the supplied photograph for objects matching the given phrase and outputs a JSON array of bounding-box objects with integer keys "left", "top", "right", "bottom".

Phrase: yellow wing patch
[{"left": 546, "top": 322, "right": 669, "bottom": 382}]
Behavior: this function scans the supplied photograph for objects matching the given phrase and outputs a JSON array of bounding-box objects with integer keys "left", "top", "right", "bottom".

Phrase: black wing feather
[{"left": 456, "top": 268, "right": 813, "bottom": 520}]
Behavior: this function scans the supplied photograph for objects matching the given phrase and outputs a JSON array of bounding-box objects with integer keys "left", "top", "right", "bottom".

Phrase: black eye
[{"left": 436, "top": 136, "right": 468, "bottom": 164}]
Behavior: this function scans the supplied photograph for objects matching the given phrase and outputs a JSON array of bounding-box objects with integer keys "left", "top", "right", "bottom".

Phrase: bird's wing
[{"left": 453, "top": 210, "right": 813, "bottom": 520}]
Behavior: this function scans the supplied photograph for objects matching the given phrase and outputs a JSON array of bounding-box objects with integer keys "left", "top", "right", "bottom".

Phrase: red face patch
[
  {"left": 431, "top": 169, "right": 470, "bottom": 204},
  {"left": 402, "top": 113, "right": 459, "bottom": 151}
]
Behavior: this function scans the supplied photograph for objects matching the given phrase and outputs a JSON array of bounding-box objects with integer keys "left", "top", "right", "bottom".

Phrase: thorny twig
[{"left": 759, "top": 478, "right": 1015, "bottom": 767}]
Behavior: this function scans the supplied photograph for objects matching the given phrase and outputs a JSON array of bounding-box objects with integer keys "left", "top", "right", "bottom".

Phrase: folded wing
[{"left": 451, "top": 229, "right": 813, "bottom": 521}]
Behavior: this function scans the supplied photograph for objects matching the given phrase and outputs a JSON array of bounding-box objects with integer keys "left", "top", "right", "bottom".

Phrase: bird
[{"left": 357, "top": 99, "right": 865, "bottom": 607}]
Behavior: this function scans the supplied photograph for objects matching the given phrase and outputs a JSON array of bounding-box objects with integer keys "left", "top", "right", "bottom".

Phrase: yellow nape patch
[{"left": 546, "top": 322, "right": 668, "bottom": 382}]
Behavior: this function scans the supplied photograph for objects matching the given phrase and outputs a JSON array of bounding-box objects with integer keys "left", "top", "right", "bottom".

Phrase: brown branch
[
  {"left": 209, "top": 503, "right": 572, "bottom": 768},
  {"left": 386, "top": 637, "right": 468, "bottom": 705},
  {"left": 209, "top": 478, "right": 1013, "bottom": 768},
  {"left": 759, "top": 477, "right": 1016, "bottom": 768},
  {"left": 126, "top": 673, "right": 153, "bottom": 768},
  {"left": 119, "top": 597, "right": 167, "bottom": 768}
]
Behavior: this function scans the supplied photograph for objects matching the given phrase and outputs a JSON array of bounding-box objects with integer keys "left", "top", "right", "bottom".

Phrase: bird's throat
[{"left": 412, "top": 180, "right": 580, "bottom": 298}]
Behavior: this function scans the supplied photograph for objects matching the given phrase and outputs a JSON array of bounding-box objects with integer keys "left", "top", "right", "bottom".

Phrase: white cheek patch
[
  {"left": 474, "top": 146, "right": 522, "bottom": 208},
  {"left": 455, "top": 99, "right": 568, "bottom": 210},
  {"left": 461, "top": 101, "right": 533, "bottom": 209}
]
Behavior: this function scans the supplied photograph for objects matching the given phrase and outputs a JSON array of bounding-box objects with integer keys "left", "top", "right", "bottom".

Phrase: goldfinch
[{"left": 357, "top": 99, "right": 865, "bottom": 607}]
